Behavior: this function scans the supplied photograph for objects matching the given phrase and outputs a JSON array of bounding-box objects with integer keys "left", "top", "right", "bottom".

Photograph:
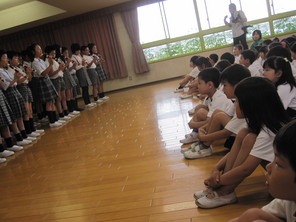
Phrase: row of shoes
[{"left": 85, "top": 96, "right": 109, "bottom": 108}]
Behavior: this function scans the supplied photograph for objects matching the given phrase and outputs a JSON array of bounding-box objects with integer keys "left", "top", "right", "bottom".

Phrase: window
[{"left": 138, "top": 0, "right": 296, "bottom": 62}]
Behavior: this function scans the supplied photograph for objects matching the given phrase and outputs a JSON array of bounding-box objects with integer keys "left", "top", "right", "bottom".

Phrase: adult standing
[{"left": 224, "top": 3, "right": 248, "bottom": 50}]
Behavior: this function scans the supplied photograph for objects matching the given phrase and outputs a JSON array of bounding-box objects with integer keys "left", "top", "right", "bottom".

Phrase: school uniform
[
  {"left": 61, "top": 58, "right": 77, "bottom": 90},
  {"left": 0, "top": 90, "right": 14, "bottom": 127},
  {"left": 93, "top": 54, "right": 108, "bottom": 81},
  {"left": 248, "top": 61, "right": 263, "bottom": 77},
  {"left": 203, "top": 90, "right": 234, "bottom": 118},
  {"left": 234, "top": 55, "right": 241, "bottom": 64},
  {"left": 0, "top": 68, "right": 27, "bottom": 118},
  {"left": 83, "top": 54, "right": 100, "bottom": 85},
  {"left": 71, "top": 54, "right": 92, "bottom": 87},
  {"left": 8, "top": 65, "right": 33, "bottom": 103},
  {"left": 31, "top": 58, "right": 58, "bottom": 103},
  {"left": 262, "top": 199, "right": 296, "bottom": 222},
  {"left": 68, "top": 61, "right": 80, "bottom": 97},
  {"left": 45, "top": 58, "right": 65, "bottom": 92},
  {"left": 277, "top": 83, "right": 296, "bottom": 117},
  {"left": 188, "top": 67, "right": 200, "bottom": 79}
]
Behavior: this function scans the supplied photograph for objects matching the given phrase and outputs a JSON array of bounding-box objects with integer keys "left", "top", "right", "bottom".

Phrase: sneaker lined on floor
[
  {"left": 27, "top": 132, "right": 40, "bottom": 137},
  {"left": 96, "top": 99, "right": 104, "bottom": 103},
  {"left": 174, "top": 88, "right": 184, "bottom": 93},
  {"left": 26, "top": 136, "right": 37, "bottom": 141},
  {"left": 60, "top": 116, "right": 71, "bottom": 120},
  {"left": 17, "top": 139, "right": 32, "bottom": 146},
  {"left": 195, "top": 191, "right": 237, "bottom": 209},
  {"left": 0, "top": 150, "right": 14, "bottom": 158},
  {"left": 179, "top": 132, "right": 199, "bottom": 144},
  {"left": 194, "top": 188, "right": 213, "bottom": 200},
  {"left": 0, "top": 158, "right": 6, "bottom": 163},
  {"left": 49, "top": 122, "right": 62, "bottom": 128},
  {"left": 85, "top": 103, "right": 95, "bottom": 108},
  {"left": 183, "top": 146, "right": 212, "bottom": 159},
  {"left": 57, "top": 120, "right": 66, "bottom": 124},
  {"left": 101, "top": 96, "right": 109, "bottom": 100},
  {"left": 7, "top": 145, "right": 23, "bottom": 152},
  {"left": 180, "top": 94, "right": 193, "bottom": 99},
  {"left": 180, "top": 142, "right": 200, "bottom": 154},
  {"left": 35, "top": 129, "right": 45, "bottom": 133},
  {"left": 70, "top": 111, "right": 80, "bottom": 115}
]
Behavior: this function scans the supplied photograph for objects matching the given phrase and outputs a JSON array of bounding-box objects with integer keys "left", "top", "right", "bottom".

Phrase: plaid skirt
[
  {"left": 87, "top": 68, "right": 100, "bottom": 85},
  {"left": 63, "top": 70, "right": 77, "bottom": 90},
  {"left": 17, "top": 83, "right": 33, "bottom": 103},
  {"left": 96, "top": 64, "right": 108, "bottom": 81},
  {"left": 51, "top": 77, "right": 65, "bottom": 92},
  {"left": 0, "top": 90, "right": 14, "bottom": 127},
  {"left": 37, "top": 76, "right": 58, "bottom": 103},
  {"left": 3, "top": 86, "right": 27, "bottom": 118},
  {"left": 71, "top": 73, "right": 81, "bottom": 97},
  {"left": 76, "top": 67, "right": 92, "bottom": 87}
]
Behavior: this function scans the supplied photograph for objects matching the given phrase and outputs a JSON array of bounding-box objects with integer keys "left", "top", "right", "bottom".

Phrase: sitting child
[
  {"left": 194, "top": 77, "right": 290, "bottom": 209},
  {"left": 229, "top": 119, "right": 296, "bottom": 222},
  {"left": 182, "top": 64, "right": 251, "bottom": 159},
  {"left": 233, "top": 44, "right": 243, "bottom": 64},
  {"left": 240, "top": 49, "right": 263, "bottom": 76},
  {"left": 174, "top": 56, "right": 200, "bottom": 92},
  {"left": 208, "top": 54, "right": 219, "bottom": 67},
  {"left": 179, "top": 68, "right": 233, "bottom": 146}
]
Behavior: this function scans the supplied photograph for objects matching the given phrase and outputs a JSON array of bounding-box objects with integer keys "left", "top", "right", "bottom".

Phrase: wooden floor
[{"left": 0, "top": 79, "right": 271, "bottom": 222}]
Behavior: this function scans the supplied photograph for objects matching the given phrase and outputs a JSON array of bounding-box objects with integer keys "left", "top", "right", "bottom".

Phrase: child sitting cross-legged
[
  {"left": 229, "top": 119, "right": 296, "bottom": 222},
  {"left": 194, "top": 77, "right": 290, "bottom": 209},
  {"left": 179, "top": 68, "right": 233, "bottom": 146},
  {"left": 182, "top": 64, "right": 251, "bottom": 159}
]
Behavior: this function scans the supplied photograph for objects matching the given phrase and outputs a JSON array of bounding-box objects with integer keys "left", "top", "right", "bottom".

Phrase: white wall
[{"left": 103, "top": 13, "right": 291, "bottom": 92}]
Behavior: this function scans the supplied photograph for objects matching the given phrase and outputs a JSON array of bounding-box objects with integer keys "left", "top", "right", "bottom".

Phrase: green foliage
[
  {"left": 246, "top": 22, "right": 271, "bottom": 40},
  {"left": 204, "top": 31, "right": 233, "bottom": 49},
  {"left": 273, "top": 16, "right": 296, "bottom": 34}
]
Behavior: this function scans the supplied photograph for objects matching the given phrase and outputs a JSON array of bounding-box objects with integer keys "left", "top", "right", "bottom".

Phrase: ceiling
[{"left": 0, "top": 0, "right": 131, "bottom": 36}]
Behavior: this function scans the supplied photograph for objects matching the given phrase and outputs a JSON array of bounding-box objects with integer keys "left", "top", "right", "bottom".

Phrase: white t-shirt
[
  {"left": 290, "top": 61, "right": 296, "bottom": 78},
  {"left": 234, "top": 55, "right": 240, "bottom": 64},
  {"left": 248, "top": 60, "right": 263, "bottom": 77},
  {"left": 262, "top": 199, "right": 296, "bottom": 222},
  {"left": 71, "top": 54, "right": 84, "bottom": 70},
  {"left": 230, "top": 10, "right": 246, "bottom": 38},
  {"left": 225, "top": 112, "right": 247, "bottom": 135},
  {"left": 277, "top": 83, "right": 296, "bottom": 111},
  {"left": 203, "top": 90, "right": 234, "bottom": 118},
  {"left": 32, "top": 58, "right": 47, "bottom": 78},
  {"left": 250, "top": 127, "right": 275, "bottom": 162},
  {"left": 7, "top": 65, "right": 28, "bottom": 84},
  {"left": 83, "top": 55, "right": 96, "bottom": 69},
  {"left": 188, "top": 67, "right": 200, "bottom": 78},
  {"left": 45, "top": 59, "right": 63, "bottom": 79}
]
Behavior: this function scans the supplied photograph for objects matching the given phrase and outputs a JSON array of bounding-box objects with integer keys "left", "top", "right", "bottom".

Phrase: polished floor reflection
[{"left": 0, "top": 79, "right": 270, "bottom": 222}]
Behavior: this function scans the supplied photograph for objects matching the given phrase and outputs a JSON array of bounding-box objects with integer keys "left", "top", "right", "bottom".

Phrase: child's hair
[
  {"left": 258, "top": 46, "right": 268, "bottom": 54},
  {"left": 266, "top": 45, "right": 292, "bottom": 62},
  {"left": 0, "top": 50, "right": 6, "bottom": 58},
  {"left": 88, "top": 43, "right": 95, "bottom": 55},
  {"left": 241, "top": 50, "right": 256, "bottom": 64},
  {"left": 235, "top": 77, "right": 290, "bottom": 135},
  {"left": 252, "top": 30, "right": 262, "bottom": 40},
  {"left": 220, "top": 64, "right": 251, "bottom": 86},
  {"left": 263, "top": 56, "right": 296, "bottom": 91},
  {"left": 195, "top": 56, "right": 212, "bottom": 68},
  {"left": 71, "top": 43, "right": 81, "bottom": 54},
  {"left": 262, "top": 39, "right": 272, "bottom": 46},
  {"left": 198, "top": 67, "right": 220, "bottom": 88},
  {"left": 61, "top": 47, "right": 68, "bottom": 54},
  {"left": 268, "top": 42, "right": 282, "bottom": 50},
  {"left": 273, "top": 119, "right": 296, "bottom": 174},
  {"left": 80, "top": 45, "right": 88, "bottom": 52},
  {"left": 52, "top": 44, "right": 61, "bottom": 58},
  {"left": 7, "top": 51, "right": 19, "bottom": 60},
  {"left": 44, "top": 45, "right": 55, "bottom": 55},
  {"left": 234, "top": 44, "right": 243, "bottom": 51},
  {"left": 220, "top": 52, "right": 235, "bottom": 64},
  {"left": 190, "top": 55, "right": 200, "bottom": 64},
  {"left": 290, "top": 42, "right": 296, "bottom": 53},
  {"left": 27, "top": 43, "right": 38, "bottom": 62},
  {"left": 214, "top": 59, "right": 231, "bottom": 72},
  {"left": 209, "top": 54, "right": 218, "bottom": 63}
]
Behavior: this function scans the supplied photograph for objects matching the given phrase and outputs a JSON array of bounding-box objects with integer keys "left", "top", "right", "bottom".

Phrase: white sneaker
[
  {"left": 180, "top": 94, "right": 193, "bottom": 99},
  {"left": 57, "top": 120, "right": 66, "bottom": 124},
  {"left": 17, "top": 139, "right": 32, "bottom": 146},
  {"left": 0, "top": 150, "right": 14, "bottom": 158},
  {"left": 0, "top": 158, "right": 6, "bottom": 163},
  {"left": 26, "top": 136, "right": 37, "bottom": 141},
  {"left": 101, "top": 96, "right": 109, "bottom": 100},
  {"left": 96, "top": 99, "right": 104, "bottom": 103},
  {"left": 184, "top": 147, "right": 212, "bottom": 159},
  {"left": 70, "top": 111, "right": 80, "bottom": 115},
  {"left": 27, "top": 132, "right": 40, "bottom": 137},
  {"left": 174, "top": 88, "right": 184, "bottom": 93},
  {"left": 60, "top": 116, "right": 71, "bottom": 120},
  {"left": 85, "top": 103, "right": 95, "bottom": 108},
  {"left": 180, "top": 142, "right": 200, "bottom": 154},
  {"left": 194, "top": 188, "right": 213, "bottom": 200},
  {"left": 35, "top": 129, "right": 45, "bottom": 133},
  {"left": 67, "top": 114, "right": 75, "bottom": 118},
  {"left": 188, "top": 107, "right": 196, "bottom": 115},
  {"left": 179, "top": 132, "right": 199, "bottom": 144},
  {"left": 195, "top": 191, "right": 237, "bottom": 209},
  {"left": 49, "top": 122, "right": 62, "bottom": 128},
  {"left": 7, "top": 145, "right": 23, "bottom": 152}
]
